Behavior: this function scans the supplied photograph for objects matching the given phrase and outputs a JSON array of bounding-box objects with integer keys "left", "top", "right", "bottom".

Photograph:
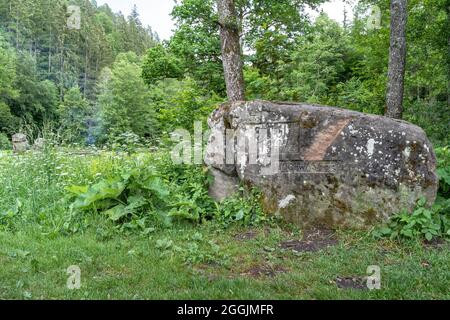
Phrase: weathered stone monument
[
  {"left": 205, "top": 100, "right": 438, "bottom": 229},
  {"left": 12, "top": 133, "right": 29, "bottom": 153}
]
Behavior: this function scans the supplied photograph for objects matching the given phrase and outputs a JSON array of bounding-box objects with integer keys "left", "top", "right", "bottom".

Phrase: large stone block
[
  {"left": 12, "top": 133, "right": 29, "bottom": 153},
  {"left": 205, "top": 100, "right": 438, "bottom": 229}
]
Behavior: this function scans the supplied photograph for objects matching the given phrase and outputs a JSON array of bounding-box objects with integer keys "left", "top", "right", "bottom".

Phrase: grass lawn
[{"left": 1, "top": 222, "right": 448, "bottom": 300}]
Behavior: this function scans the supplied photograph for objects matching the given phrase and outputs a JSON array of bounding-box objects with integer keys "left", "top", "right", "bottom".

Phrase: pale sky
[{"left": 96, "top": 0, "right": 355, "bottom": 41}]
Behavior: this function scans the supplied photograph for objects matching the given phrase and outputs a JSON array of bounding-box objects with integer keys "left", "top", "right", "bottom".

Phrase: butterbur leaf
[
  {"left": 425, "top": 232, "right": 433, "bottom": 241},
  {"left": 104, "top": 204, "right": 127, "bottom": 222},
  {"left": 73, "top": 180, "right": 126, "bottom": 209},
  {"left": 126, "top": 195, "right": 147, "bottom": 211},
  {"left": 144, "top": 177, "right": 169, "bottom": 198},
  {"left": 65, "top": 185, "right": 89, "bottom": 195}
]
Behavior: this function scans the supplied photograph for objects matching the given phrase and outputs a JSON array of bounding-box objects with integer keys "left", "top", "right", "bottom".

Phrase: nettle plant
[{"left": 373, "top": 198, "right": 450, "bottom": 241}]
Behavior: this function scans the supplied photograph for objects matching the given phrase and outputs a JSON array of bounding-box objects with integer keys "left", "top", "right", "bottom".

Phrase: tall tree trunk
[
  {"left": 48, "top": 29, "right": 52, "bottom": 75},
  {"left": 217, "top": 0, "right": 245, "bottom": 102},
  {"left": 386, "top": 0, "right": 408, "bottom": 119},
  {"left": 447, "top": 5, "right": 450, "bottom": 107},
  {"left": 84, "top": 43, "right": 89, "bottom": 99}
]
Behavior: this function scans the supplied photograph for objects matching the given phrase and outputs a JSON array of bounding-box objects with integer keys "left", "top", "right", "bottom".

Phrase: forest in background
[{"left": 0, "top": 0, "right": 448, "bottom": 150}]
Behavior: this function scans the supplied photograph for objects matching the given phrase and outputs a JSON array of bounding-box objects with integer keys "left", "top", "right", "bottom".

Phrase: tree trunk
[
  {"left": 84, "top": 43, "right": 89, "bottom": 99},
  {"left": 386, "top": 0, "right": 408, "bottom": 119},
  {"left": 217, "top": 0, "right": 245, "bottom": 102},
  {"left": 447, "top": 5, "right": 450, "bottom": 107}
]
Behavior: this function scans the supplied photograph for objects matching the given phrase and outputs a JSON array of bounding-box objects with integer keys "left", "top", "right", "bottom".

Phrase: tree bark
[
  {"left": 386, "top": 0, "right": 408, "bottom": 119},
  {"left": 447, "top": 5, "right": 450, "bottom": 107},
  {"left": 217, "top": 0, "right": 245, "bottom": 102}
]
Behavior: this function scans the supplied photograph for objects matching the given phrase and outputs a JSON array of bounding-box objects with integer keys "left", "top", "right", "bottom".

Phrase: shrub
[
  {"left": 0, "top": 132, "right": 11, "bottom": 150},
  {"left": 214, "top": 188, "right": 266, "bottom": 228},
  {"left": 373, "top": 198, "right": 450, "bottom": 241},
  {"left": 435, "top": 146, "right": 450, "bottom": 199},
  {"left": 106, "top": 132, "right": 146, "bottom": 153}
]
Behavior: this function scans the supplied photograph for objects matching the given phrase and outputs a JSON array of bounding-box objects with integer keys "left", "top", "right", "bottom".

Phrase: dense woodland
[{"left": 0, "top": 0, "right": 448, "bottom": 149}]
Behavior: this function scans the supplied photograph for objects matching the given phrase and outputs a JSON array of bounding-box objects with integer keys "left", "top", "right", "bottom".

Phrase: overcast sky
[{"left": 96, "top": 0, "right": 355, "bottom": 41}]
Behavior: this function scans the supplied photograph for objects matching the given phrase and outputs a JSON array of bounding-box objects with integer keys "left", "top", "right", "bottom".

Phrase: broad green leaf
[
  {"left": 65, "top": 185, "right": 89, "bottom": 195},
  {"left": 235, "top": 209, "right": 244, "bottom": 221},
  {"left": 417, "top": 197, "right": 427, "bottom": 207},
  {"left": 142, "top": 177, "right": 169, "bottom": 198},
  {"left": 104, "top": 204, "right": 127, "bottom": 222},
  {"left": 126, "top": 195, "right": 147, "bottom": 211},
  {"left": 73, "top": 180, "right": 126, "bottom": 209}
]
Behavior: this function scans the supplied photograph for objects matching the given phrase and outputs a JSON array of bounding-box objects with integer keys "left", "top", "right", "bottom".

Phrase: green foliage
[
  {"left": 0, "top": 34, "right": 19, "bottom": 134},
  {"left": 0, "top": 199, "right": 22, "bottom": 231},
  {"left": 67, "top": 161, "right": 170, "bottom": 230},
  {"left": 169, "top": 0, "right": 225, "bottom": 94},
  {"left": 9, "top": 52, "right": 59, "bottom": 125},
  {"left": 98, "top": 52, "right": 159, "bottom": 141},
  {"left": 142, "top": 44, "right": 183, "bottom": 85},
  {"left": 57, "top": 87, "right": 89, "bottom": 143},
  {"left": 373, "top": 198, "right": 450, "bottom": 241},
  {"left": 106, "top": 132, "right": 145, "bottom": 153},
  {"left": 0, "top": 33, "right": 18, "bottom": 101},
  {"left": 0, "top": 132, "right": 11, "bottom": 150},
  {"left": 214, "top": 188, "right": 267, "bottom": 228},
  {"left": 404, "top": 101, "right": 450, "bottom": 146},
  {"left": 436, "top": 146, "right": 450, "bottom": 198},
  {"left": 0, "top": 103, "right": 17, "bottom": 136},
  {"left": 154, "top": 232, "right": 229, "bottom": 266},
  {"left": 283, "top": 14, "right": 354, "bottom": 103},
  {"left": 65, "top": 151, "right": 266, "bottom": 233},
  {"left": 151, "top": 78, "right": 222, "bottom": 133},
  {"left": 0, "top": 133, "right": 10, "bottom": 150}
]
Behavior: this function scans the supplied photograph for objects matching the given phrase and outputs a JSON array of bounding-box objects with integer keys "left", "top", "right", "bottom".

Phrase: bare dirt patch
[
  {"left": 234, "top": 230, "right": 258, "bottom": 241},
  {"left": 280, "top": 227, "right": 338, "bottom": 253},
  {"left": 335, "top": 276, "right": 367, "bottom": 290},
  {"left": 423, "top": 237, "right": 448, "bottom": 250}
]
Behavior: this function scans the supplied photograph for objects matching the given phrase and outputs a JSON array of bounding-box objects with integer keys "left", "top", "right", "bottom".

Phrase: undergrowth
[{"left": 0, "top": 147, "right": 266, "bottom": 236}]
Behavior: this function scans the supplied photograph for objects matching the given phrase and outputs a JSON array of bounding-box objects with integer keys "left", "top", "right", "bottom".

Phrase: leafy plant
[
  {"left": 106, "top": 132, "right": 145, "bottom": 153},
  {"left": 214, "top": 188, "right": 266, "bottom": 228},
  {"left": 67, "top": 164, "right": 171, "bottom": 228},
  {"left": 373, "top": 198, "right": 450, "bottom": 241},
  {"left": 181, "top": 240, "right": 228, "bottom": 265},
  {"left": 0, "top": 132, "right": 11, "bottom": 150},
  {"left": 435, "top": 146, "right": 450, "bottom": 198},
  {"left": 0, "top": 199, "right": 22, "bottom": 231}
]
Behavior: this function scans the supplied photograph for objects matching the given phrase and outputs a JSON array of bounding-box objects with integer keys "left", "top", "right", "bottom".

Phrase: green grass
[
  {"left": 1, "top": 223, "right": 449, "bottom": 300},
  {"left": 0, "top": 148, "right": 449, "bottom": 300}
]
